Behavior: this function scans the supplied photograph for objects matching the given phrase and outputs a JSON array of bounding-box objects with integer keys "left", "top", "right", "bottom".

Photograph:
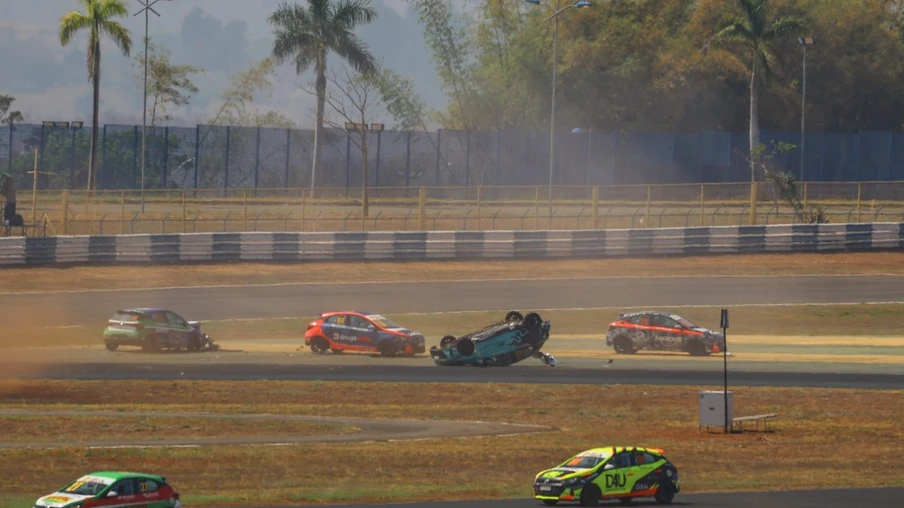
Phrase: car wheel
[
  {"left": 505, "top": 311, "right": 523, "bottom": 322},
  {"left": 654, "top": 481, "right": 675, "bottom": 504},
  {"left": 456, "top": 337, "right": 476, "bottom": 356},
  {"left": 188, "top": 336, "right": 202, "bottom": 352},
  {"left": 104, "top": 342, "right": 118, "bottom": 352},
  {"left": 523, "top": 312, "right": 543, "bottom": 331},
  {"left": 686, "top": 340, "right": 710, "bottom": 357},
  {"left": 579, "top": 483, "right": 601, "bottom": 507},
  {"left": 542, "top": 501, "right": 559, "bottom": 506},
  {"left": 613, "top": 336, "right": 636, "bottom": 354},
  {"left": 440, "top": 335, "right": 457, "bottom": 348},
  {"left": 310, "top": 337, "right": 329, "bottom": 354},
  {"left": 141, "top": 335, "right": 159, "bottom": 353}
]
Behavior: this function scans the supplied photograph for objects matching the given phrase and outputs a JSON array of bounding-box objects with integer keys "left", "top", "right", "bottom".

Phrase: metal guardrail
[{"left": 1, "top": 222, "right": 900, "bottom": 266}]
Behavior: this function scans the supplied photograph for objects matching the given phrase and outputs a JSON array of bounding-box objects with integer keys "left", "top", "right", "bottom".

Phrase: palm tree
[
  {"left": 268, "top": 0, "right": 377, "bottom": 191},
  {"left": 711, "top": 0, "right": 805, "bottom": 180},
  {"left": 59, "top": 0, "right": 132, "bottom": 192}
]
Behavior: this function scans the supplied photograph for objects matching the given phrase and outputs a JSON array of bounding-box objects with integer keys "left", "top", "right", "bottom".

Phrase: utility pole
[{"left": 134, "top": 0, "right": 168, "bottom": 213}]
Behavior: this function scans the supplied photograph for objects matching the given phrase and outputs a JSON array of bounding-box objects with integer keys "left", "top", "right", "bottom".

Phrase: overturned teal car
[{"left": 428, "top": 311, "right": 555, "bottom": 367}]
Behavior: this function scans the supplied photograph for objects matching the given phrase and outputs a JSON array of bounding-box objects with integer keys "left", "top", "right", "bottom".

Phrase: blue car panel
[{"left": 429, "top": 311, "right": 555, "bottom": 367}]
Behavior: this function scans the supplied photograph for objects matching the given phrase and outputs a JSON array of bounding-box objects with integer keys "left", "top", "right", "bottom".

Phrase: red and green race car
[
  {"left": 533, "top": 446, "right": 679, "bottom": 506},
  {"left": 34, "top": 472, "right": 180, "bottom": 508}
]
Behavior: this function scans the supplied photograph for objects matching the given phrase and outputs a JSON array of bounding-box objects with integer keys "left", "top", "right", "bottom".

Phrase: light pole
[
  {"left": 134, "top": 0, "right": 170, "bottom": 214},
  {"left": 798, "top": 36, "right": 814, "bottom": 182},
  {"left": 525, "top": 0, "right": 592, "bottom": 227}
]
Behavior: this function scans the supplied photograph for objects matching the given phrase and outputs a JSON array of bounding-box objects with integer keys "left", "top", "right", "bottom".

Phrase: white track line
[{"left": 2, "top": 272, "right": 902, "bottom": 297}]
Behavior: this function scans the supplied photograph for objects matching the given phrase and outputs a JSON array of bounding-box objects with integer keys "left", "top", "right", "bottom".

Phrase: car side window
[
  {"left": 327, "top": 315, "right": 347, "bottom": 326},
  {"left": 153, "top": 312, "right": 168, "bottom": 325},
  {"left": 652, "top": 315, "right": 676, "bottom": 328},
  {"left": 137, "top": 479, "right": 159, "bottom": 493},
  {"left": 348, "top": 316, "right": 373, "bottom": 329},
  {"left": 628, "top": 315, "right": 646, "bottom": 326},
  {"left": 611, "top": 452, "right": 634, "bottom": 469},
  {"left": 111, "top": 479, "right": 136, "bottom": 496},
  {"left": 166, "top": 312, "right": 186, "bottom": 327},
  {"left": 637, "top": 452, "right": 659, "bottom": 465}
]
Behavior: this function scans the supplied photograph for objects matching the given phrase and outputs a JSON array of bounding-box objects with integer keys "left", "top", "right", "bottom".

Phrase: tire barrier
[{"left": 1, "top": 222, "right": 902, "bottom": 266}]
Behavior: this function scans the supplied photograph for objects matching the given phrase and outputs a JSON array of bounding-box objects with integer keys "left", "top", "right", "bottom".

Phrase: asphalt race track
[
  {"left": 307, "top": 487, "right": 904, "bottom": 508},
  {"left": 3, "top": 362, "right": 902, "bottom": 390},
  {"left": 3, "top": 274, "right": 904, "bottom": 329}
]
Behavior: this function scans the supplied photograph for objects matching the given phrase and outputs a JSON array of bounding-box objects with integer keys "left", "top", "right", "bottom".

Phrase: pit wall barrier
[{"left": 1, "top": 222, "right": 902, "bottom": 266}]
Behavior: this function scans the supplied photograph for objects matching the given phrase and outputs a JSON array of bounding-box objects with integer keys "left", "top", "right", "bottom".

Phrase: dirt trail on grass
[{"left": 0, "top": 410, "right": 549, "bottom": 449}]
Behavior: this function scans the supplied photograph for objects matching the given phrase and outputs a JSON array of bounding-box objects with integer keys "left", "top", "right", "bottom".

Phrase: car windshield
[
  {"left": 671, "top": 315, "right": 698, "bottom": 329},
  {"left": 367, "top": 314, "right": 401, "bottom": 329},
  {"left": 111, "top": 312, "right": 142, "bottom": 322},
  {"left": 562, "top": 454, "right": 608, "bottom": 469},
  {"left": 61, "top": 478, "right": 112, "bottom": 496}
]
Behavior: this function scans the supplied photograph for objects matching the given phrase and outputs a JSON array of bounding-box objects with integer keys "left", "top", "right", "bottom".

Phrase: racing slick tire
[
  {"left": 141, "top": 335, "right": 159, "bottom": 353},
  {"left": 310, "top": 337, "right": 330, "bottom": 355},
  {"left": 579, "top": 483, "right": 601, "bottom": 506},
  {"left": 654, "top": 480, "right": 676, "bottom": 504},
  {"left": 104, "top": 342, "right": 119, "bottom": 352},
  {"left": 612, "top": 335, "right": 636, "bottom": 354},
  {"left": 188, "top": 335, "right": 202, "bottom": 352},
  {"left": 523, "top": 312, "right": 543, "bottom": 331},
  {"left": 505, "top": 311, "right": 523, "bottom": 322},
  {"left": 440, "top": 335, "right": 457, "bottom": 348},
  {"left": 456, "top": 337, "right": 476, "bottom": 356},
  {"left": 686, "top": 339, "right": 711, "bottom": 357}
]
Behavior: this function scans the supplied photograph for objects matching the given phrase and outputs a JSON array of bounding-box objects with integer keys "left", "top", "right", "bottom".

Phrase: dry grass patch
[
  {"left": 4, "top": 251, "right": 904, "bottom": 293},
  {"left": 0, "top": 380, "right": 902, "bottom": 506},
  {"left": 0, "top": 415, "right": 354, "bottom": 443}
]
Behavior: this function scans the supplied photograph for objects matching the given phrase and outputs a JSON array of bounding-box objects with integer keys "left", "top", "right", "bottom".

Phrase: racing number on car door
[{"left": 348, "top": 315, "right": 377, "bottom": 347}]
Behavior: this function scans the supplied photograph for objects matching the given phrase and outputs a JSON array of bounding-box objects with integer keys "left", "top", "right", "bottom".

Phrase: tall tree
[
  {"left": 709, "top": 0, "right": 805, "bottom": 179},
  {"left": 59, "top": 0, "right": 132, "bottom": 191},
  {"left": 268, "top": 0, "right": 378, "bottom": 191},
  {"left": 132, "top": 38, "right": 204, "bottom": 126},
  {"left": 0, "top": 94, "right": 25, "bottom": 124}
]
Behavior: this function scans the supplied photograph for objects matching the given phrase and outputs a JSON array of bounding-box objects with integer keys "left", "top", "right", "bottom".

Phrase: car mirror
[
  {"left": 107, "top": 491, "right": 118, "bottom": 498},
  {"left": 603, "top": 464, "right": 615, "bottom": 470},
  {"left": 367, "top": 325, "right": 376, "bottom": 331}
]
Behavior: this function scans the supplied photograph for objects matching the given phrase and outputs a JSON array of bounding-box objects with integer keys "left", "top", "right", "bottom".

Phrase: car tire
[
  {"left": 141, "top": 335, "right": 159, "bottom": 353},
  {"left": 654, "top": 480, "right": 675, "bottom": 504},
  {"left": 686, "top": 340, "right": 710, "bottom": 357},
  {"left": 104, "top": 342, "right": 118, "bottom": 352},
  {"left": 188, "top": 336, "right": 202, "bottom": 352},
  {"left": 456, "top": 337, "right": 476, "bottom": 356},
  {"left": 523, "top": 312, "right": 543, "bottom": 331},
  {"left": 310, "top": 337, "right": 330, "bottom": 355},
  {"left": 613, "top": 336, "right": 636, "bottom": 354},
  {"left": 579, "top": 483, "right": 601, "bottom": 506},
  {"left": 505, "top": 311, "right": 523, "bottom": 322},
  {"left": 440, "top": 335, "right": 457, "bottom": 348}
]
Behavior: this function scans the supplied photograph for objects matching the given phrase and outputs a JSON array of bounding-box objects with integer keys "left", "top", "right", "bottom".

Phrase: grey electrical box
[{"left": 699, "top": 390, "right": 733, "bottom": 427}]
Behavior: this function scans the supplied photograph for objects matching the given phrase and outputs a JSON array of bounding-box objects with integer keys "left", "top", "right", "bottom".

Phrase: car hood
[
  {"left": 35, "top": 493, "right": 95, "bottom": 508},
  {"left": 537, "top": 467, "right": 592, "bottom": 480}
]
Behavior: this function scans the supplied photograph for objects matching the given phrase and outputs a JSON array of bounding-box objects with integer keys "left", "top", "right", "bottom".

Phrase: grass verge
[
  {"left": 0, "top": 416, "right": 355, "bottom": 443},
  {"left": 8, "top": 303, "right": 904, "bottom": 349},
  {"left": 3, "top": 251, "right": 904, "bottom": 293},
  {"left": 0, "top": 380, "right": 901, "bottom": 506}
]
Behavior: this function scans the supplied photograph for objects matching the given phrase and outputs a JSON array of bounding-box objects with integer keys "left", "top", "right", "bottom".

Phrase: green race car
[
  {"left": 102, "top": 308, "right": 218, "bottom": 353},
  {"left": 533, "top": 446, "right": 679, "bottom": 506},
  {"left": 33, "top": 471, "right": 179, "bottom": 508}
]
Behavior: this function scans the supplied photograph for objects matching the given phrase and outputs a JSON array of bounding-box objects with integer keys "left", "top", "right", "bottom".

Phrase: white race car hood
[{"left": 35, "top": 493, "right": 94, "bottom": 508}]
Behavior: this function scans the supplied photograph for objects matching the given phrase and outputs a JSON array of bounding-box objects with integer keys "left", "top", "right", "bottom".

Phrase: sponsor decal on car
[{"left": 37, "top": 494, "right": 93, "bottom": 507}]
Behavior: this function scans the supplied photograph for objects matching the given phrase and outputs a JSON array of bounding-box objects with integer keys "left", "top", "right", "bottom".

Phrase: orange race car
[
  {"left": 605, "top": 312, "right": 725, "bottom": 357},
  {"left": 304, "top": 311, "right": 426, "bottom": 356}
]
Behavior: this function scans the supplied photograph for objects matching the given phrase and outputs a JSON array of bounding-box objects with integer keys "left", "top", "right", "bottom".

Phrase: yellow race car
[{"left": 533, "top": 446, "right": 679, "bottom": 506}]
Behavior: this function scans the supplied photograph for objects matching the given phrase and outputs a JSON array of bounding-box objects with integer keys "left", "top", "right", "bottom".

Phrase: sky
[{"left": 0, "top": 0, "right": 447, "bottom": 129}]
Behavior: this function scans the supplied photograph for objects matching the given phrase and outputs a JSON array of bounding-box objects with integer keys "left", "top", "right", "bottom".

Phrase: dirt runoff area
[{"left": 4, "top": 251, "right": 904, "bottom": 293}]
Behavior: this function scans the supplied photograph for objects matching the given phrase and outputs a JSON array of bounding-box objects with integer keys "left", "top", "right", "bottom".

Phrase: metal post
[
  {"left": 132, "top": 125, "right": 139, "bottom": 189},
  {"left": 133, "top": 0, "right": 165, "bottom": 211},
  {"left": 193, "top": 125, "right": 200, "bottom": 191},
  {"left": 548, "top": 1, "right": 561, "bottom": 225},
  {"left": 224, "top": 126, "right": 231, "bottom": 194},
  {"left": 31, "top": 148, "right": 38, "bottom": 227},
  {"left": 285, "top": 128, "right": 291, "bottom": 188},
  {"left": 405, "top": 130, "right": 412, "bottom": 189},
  {"left": 254, "top": 126, "right": 261, "bottom": 190},
  {"left": 162, "top": 126, "right": 169, "bottom": 188},
  {"left": 800, "top": 44, "right": 807, "bottom": 182},
  {"left": 435, "top": 129, "right": 442, "bottom": 186},
  {"left": 375, "top": 130, "right": 382, "bottom": 188},
  {"left": 720, "top": 308, "right": 730, "bottom": 434}
]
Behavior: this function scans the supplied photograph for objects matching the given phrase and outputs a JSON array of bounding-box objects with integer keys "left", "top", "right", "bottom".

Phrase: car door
[
  {"left": 166, "top": 312, "right": 193, "bottom": 348},
  {"left": 135, "top": 478, "right": 170, "bottom": 508},
  {"left": 348, "top": 315, "right": 379, "bottom": 350},
  {"left": 324, "top": 314, "right": 356, "bottom": 348},
  {"left": 150, "top": 311, "right": 173, "bottom": 347},
  {"left": 600, "top": 451, "right": 635, "bottom": 497},
  {"left": 650, "top": 314, "right": 683, "bottom": 351},
  {"left": 100, "top": 478, "right": 138, "bottom": 508}
]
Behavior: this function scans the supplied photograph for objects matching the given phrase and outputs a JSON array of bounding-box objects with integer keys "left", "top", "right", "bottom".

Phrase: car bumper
[{"left": 103, "top": 337, "right": 144, "bottom": 346}]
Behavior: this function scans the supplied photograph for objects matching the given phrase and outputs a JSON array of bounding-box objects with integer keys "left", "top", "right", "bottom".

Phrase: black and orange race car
[
  {"left": 605, "top": 312, "right": 725, "bottom": 357},
  {"left": 304, "top": 311, "right": 426, "bottom": 356}
]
